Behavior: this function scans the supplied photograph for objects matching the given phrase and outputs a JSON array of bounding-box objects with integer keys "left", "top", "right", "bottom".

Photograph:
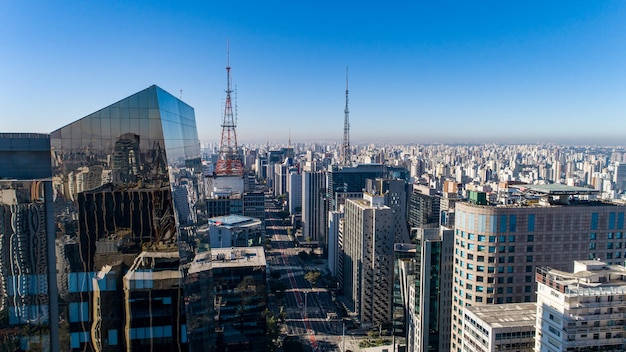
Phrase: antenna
[
  {"left": 179, "top": 89, "right": 183, "bottom": 99},
  {"left": 341, "top": 66, "right": 351, "bottom": 166},
  {"left": 215, "top": 40, "right": 243, "bottom": 176}
]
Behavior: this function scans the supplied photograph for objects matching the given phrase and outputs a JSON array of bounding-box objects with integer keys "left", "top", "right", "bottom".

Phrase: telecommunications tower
[
  {"left": 341, "top": 67, "right": 351, "bottom": 166},
  {"left": 215, "top": 46, "right": 243, "bottom": 176}
]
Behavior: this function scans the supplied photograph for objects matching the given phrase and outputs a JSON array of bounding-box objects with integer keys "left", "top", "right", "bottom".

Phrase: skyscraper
[
  {"left": 451, "top": 185, "right": 626, "bottom": 352},
  {"left": 343, "top": 193, "right": 394, "bottom": 327},
  {"left": 0, "top": 133, "right": 58, "bottom": 351},
  {"left": 50, "top": 85, "right": 208, "bottom": 351}
]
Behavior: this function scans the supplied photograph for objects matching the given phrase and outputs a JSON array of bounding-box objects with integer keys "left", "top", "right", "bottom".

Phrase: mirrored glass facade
[
  {"left": 0, "top": 133, "right": 57, "bottom": 352},
  {"left": 49, "top": 85, "right": 212, "bottom": 351}
]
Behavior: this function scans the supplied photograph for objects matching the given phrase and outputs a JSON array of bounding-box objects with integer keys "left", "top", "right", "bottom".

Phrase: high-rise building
[
  {"left": 50, "top": 85, "right": 208, "bottom": 351},
  {"left": 408, "top": 184, "right": 441, "bottom": 230},
  {"left": 302, "top": 171, "right": 327, "bottom": 243},
  {"left": 343, "top": 193, "right": 394, "bottom": 327},
  {"left": 366, "top": 178, "right": 410, "bottom": 243},
  {"left": 451, "top": 184, "right": 626, "bottom": 352},
  {"left": 208, "top": 247, "right": 267, "bottom": 351},
  {"left": 535, "top": 261, "right": 626, "bottom": 352},
  {"left": 287, "top": 170, "right": 302, "bottom": 216},
  {"left": 396, "top": 227, "right": 454, "bottom": 352},
  {"left": 0, "top": 133, "right": 58, "bottom": 351}
]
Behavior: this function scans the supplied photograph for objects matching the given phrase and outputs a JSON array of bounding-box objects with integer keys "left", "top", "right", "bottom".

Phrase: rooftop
[
  {"left": 208, "top": 214, "right": 261, "bottom": 227},
  {"left": 189, "top": 246, "right": 266, "bottom": 273},
  {"left": 465, "top": 303, "right": 537, "bottom": 329},
  {"left": 510, "top": 183, "right": 599, "bottom": 196}
]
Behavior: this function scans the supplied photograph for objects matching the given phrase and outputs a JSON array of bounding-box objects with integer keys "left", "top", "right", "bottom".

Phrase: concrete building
[
  {"left": 207, "top": 215, "right": 263, "bottom": 248},
  {"left": 343, "top": 193, "right": 394, "bottom": 327},
  {"left": 462, "top": 303, "right": 536, "bottom": 352},
  {"left": 451, "top": 184, "right": 626, "bottom": 352},
  {"left": 535, "top": 261, "right": 626, "bottom": 352},
  {"left": 328, "top": 210, "right": 344, "bottom": 277},
  {"left": 210, "top": 247, "right": 267, "bottom": 351},
  {"left": 409, "top": 183, "right": 441, "bottom": 230}
]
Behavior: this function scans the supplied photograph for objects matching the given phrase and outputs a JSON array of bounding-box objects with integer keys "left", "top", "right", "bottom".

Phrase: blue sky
[{"left": 1, "top": 1, "right": 625, "bottom": 145}]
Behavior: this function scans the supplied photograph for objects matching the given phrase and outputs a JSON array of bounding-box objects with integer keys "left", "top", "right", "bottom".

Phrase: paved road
[{"left": 265, "top": 200, "right": 344, "bottom": 351}]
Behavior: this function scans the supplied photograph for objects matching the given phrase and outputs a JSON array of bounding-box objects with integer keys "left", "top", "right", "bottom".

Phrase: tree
[
  {"left": 265, "top": 309, "right": 280, "bottom": 352},
  {"left": 304, "top": 270, "right": 321, "bottom": 287}
]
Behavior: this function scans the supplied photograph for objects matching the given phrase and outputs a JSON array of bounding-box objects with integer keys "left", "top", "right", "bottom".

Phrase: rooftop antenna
[{"left": 179, "top": 89, "right": 183, "bottom": 99}]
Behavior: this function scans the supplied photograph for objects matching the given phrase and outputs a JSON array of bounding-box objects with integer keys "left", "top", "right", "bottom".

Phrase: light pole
[
  {"left": 304, "top": 290, "right": 309, "bottom": 319},
  {"left": 342, "top": 322, "right": 346, "bottom": 352}
]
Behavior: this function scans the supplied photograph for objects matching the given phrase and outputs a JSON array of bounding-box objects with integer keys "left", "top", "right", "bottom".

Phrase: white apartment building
[
  {"left": 463, "top": 303, "right": 536, "bottom": 352},
  {"left": 535, "top": 261, "right": 626, "bottom": 352}
]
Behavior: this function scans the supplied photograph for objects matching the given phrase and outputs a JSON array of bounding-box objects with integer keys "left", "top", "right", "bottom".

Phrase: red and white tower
[{"left": 215, "top": 47, "right": 243, "bottom": 176}]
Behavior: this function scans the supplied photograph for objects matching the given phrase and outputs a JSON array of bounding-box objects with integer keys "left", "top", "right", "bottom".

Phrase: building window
[
  {"left": 527, "top": 245, "right": 533, "bottom": 252},
  {"left": 590, "top": 233, "right": 597, "bottom": 240},
  {"left": 509, "top": 215, "right": 517, "bottom": 232},
  {"left": 528, "top": 214, "right": 535, "bottom": 232},
  {"left": 527, "top": 234, "right": 534, "bottom": 242},
  {"left": 526, "top": 266, "right": 533, "bottom": 272},
  {"left": 591, "top": 213, "right": 598, "bottom": 230}
]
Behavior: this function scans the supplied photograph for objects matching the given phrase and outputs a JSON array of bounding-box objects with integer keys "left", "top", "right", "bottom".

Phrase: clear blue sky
[{"left": 1, "top": 1, "right": 625, "bottom": 145}]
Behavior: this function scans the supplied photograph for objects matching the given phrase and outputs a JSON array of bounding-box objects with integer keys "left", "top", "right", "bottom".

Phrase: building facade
[
  {"left": 463, "top": 303, "right": 536, "bottom": 352},
  {"left": 397, "top": 227, "right": 454, "bottom": 352},
  {"left": 535, "top": 261, "right": 626, "bottom": 352},
  {"left": 50, "top": 85, "right": 208, "bottom": 351},
  {"left": 343, "top": 193, "right": 394, "bottom": 327},
  {"left": 0, "top": 133, "right": 58, "bottom": 351},
  {"left": 451, "top": 186, "right": 626, "bottom": 352}
]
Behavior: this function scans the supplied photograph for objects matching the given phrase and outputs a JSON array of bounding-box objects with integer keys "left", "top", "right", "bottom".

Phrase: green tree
[
  {"left": 265, "top": 309, "right": 280, "bottom": 352},
  {"left": 304, "top": 270, "right": 321, "bottom": 287}
]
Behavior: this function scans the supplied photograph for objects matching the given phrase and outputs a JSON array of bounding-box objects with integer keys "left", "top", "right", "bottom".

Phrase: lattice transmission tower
[{"left": 215, "top": 45, "right": 243, "bottom": 176}]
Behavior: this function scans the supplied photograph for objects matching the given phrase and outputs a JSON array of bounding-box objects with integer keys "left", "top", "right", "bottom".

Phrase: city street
[{"left": 265, "top": 197, "right": 346, "bottom": 351}]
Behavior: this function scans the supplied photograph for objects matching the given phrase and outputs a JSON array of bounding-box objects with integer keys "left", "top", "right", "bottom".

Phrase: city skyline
[{"left": 1, "top": 1, "right": 626, "bottom": 145}]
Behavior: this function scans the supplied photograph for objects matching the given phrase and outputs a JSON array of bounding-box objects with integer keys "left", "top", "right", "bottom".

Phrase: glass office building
[
  {"left": 0, "top": 133, "right": 57, "bottom": 352},
  {"left": 49, "top": 85, "right": 211, "bottom": 351}
]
